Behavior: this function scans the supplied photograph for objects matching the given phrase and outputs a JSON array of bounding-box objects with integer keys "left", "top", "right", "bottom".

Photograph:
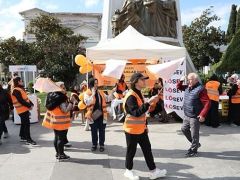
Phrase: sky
[{"left": 0, "top": 0, "right": 239, "bottom": 40}]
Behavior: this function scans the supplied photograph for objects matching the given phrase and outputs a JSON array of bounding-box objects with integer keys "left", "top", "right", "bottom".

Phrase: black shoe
[
  {"left": 99, "top": 146, "right": 105, "bottom": 152},
  {"left": 185, "top": 150, "right": 198, "bottom": 157},
  {"left": 91, "top": 146, "right": 97, "bottom": 151},
  {"left": 56, "top": 153, "right": 59, "bottom": 159},
  {"left": 198, "top": 143, "right": 201, "bottom": 148},
  {"left": 58, "top": 154, "right": 70, "bottom": 161},
  {"left": 26, "top": 140, "right": 37, "bottom": 145}
]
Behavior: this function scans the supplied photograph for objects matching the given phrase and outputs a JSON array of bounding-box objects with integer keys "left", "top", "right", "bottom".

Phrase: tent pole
[{"left": 87, "top": 62, "right": 88, "bottom": 89}]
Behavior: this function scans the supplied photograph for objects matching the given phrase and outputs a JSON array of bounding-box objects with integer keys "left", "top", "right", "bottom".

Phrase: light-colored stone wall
[{"left": 20, "top": 8, "right": 102, "bottom": 48}]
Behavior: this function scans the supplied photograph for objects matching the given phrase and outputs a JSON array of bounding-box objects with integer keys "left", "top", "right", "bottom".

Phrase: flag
[
  {"left": 102, "top": 59, "right": 127, "bottom": 79},
  {"left": 146, "top": 57, "right": 185, "bottom": 80}
]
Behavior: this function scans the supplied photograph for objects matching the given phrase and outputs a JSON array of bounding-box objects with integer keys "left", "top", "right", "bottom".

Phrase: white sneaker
[
  {"left": 3, "top": 132, "right": 9, "bottom": 138},
  {"left": 84, "top": 123, "right": 90, "bottom": 131},
  {"left": 124, "top": 169, "right": 139, "bottom": 180},
  {"left": 64, "top": 143, "right": 72, "bottom": 147},
  {"left": 149, "top": 168, "right": 167, "bottom": 179}
]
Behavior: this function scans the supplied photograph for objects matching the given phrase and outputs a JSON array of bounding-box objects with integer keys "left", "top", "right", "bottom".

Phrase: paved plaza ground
[{"left": 0, "top": 119, "right": 240, "bottom": 180}]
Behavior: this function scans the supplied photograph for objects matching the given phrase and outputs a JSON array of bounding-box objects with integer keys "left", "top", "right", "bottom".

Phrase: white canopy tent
[
  {"left": 86, "top": 26, "right": 186, "bottom": 64},
  {"left": 86, "top": 25, "right": 197, "bottom": 119}
]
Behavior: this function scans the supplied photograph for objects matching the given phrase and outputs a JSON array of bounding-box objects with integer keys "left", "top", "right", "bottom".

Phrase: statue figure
[
  {"left": 111, "top": 0, "right": 178, "bottom": 38},
  {"left": 112, "top": 0, "right": 142, "bottom": 36}
]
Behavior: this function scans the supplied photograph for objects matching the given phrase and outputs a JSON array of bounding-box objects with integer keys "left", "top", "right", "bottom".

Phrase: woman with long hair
[{"left": 11, "top": 76, "right": 36, "bottom": 145}]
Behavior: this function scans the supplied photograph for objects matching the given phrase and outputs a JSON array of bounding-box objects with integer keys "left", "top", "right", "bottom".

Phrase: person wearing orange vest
[
  {"left": 205, "top": 74, "right": 222, "bottom": 128},
  {"left": 115, "top": 74, "right": 128, "bottom": 99},
  {"left": 227, "top": 78, "right": 240, "bottom": 126},
  {"left": 11, "top": 76, "right": 36, "bottom": 145},
  {"left": 84, "top": 78, "right": 109, "bottom": 152},
  {"left": 148, "top": 78, "right": 168, "bottom": 123},
  {"left": 149, "top": 82, "right": 162, "bottom": 115},
  {"left": 123, "top": 73, "right": 167, "bottom": 180},
  {"left": 42, "top": 83, "right": 75, "bottom": 161}
]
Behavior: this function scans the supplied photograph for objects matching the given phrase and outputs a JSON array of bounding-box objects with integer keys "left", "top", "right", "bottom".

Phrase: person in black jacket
[
  {"left": 123, "top": 73, "right": 167, "bottom": 180},
  {"left": 11, "top": 77, "right": 36, "bottom": 145},
  {"left": 0, "top": 82, "right": 13, "bottom": 145}
]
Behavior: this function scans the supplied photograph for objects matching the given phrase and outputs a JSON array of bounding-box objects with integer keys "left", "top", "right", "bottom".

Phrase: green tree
[
  {"left": 236, "top": 7, "right": 240, "bottom": 32},
  {"left": 0, "top": 37, "right": 39, "bottom": 70},
  {"left": 182, "top": 8, "right": 226, "bottom": 70},
  {"left": 28, "top": 14, "right": 86, "bottom": 86},
  {"left": 217, "top": 29, "right": 240, "bottom": 73},
  {"left": 226, "top": 4, "right": 237, "bottom": 42}
]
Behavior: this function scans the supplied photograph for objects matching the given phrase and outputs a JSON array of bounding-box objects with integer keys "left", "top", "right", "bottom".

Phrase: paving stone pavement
[{"left": 0, "top": 119, "right": 240, "bottom": 180}]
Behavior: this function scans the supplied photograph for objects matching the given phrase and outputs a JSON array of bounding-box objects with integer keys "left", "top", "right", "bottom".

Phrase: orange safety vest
[
  {"left": 85, "top": 89, "right": 108, "bottom": 120},
  {"left": 11, "top": 87, "right": 31, "bottom": 114},
  {"left": 231, "top": 88, "right": 240, "bottom": 104},
  {"left": 42, "top": 107, "right": 71, "bottom": 130},
  {"left": 116, "top": 82, "right": 128, "bottom": 98},
  {"left": 205, "top": 81, "right": 220, "bottom": 102},
  {"left": 123, "top": 90, "right": 147, "bottom": 135}
]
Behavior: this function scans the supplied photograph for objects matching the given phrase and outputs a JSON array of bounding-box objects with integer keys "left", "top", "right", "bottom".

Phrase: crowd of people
[
  {"left": 204, "top": 73, "right": 240, "bottom": 127},
  {"left": 0, "top": 71, "right": 240, "bottom": 179}
]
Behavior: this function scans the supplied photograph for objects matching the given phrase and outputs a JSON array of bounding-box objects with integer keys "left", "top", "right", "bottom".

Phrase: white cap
[
  {"left": 231, "top": 74, "right": 238, "bottom": 80},
  {"left": 55, "top": 81, "right": 64, "bottom": 87},
  {"left": 80, "top": 80, "right": 87, "bottom": 86}
]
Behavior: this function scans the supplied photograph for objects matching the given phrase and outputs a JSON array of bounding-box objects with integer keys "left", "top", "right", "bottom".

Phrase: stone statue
[{"left": 111, "top": 0, "right": 178, "bottom": 38}]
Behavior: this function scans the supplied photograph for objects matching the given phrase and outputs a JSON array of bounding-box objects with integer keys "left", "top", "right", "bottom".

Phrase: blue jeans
[{"left": 90, "top": 119, "right": 106, "bottom": 146}]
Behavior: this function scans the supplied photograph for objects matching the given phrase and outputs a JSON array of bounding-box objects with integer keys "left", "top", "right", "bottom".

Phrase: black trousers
[
  {"left": 19, "top": 111, "right": 32, "bottom": 141},
  {"left": 205, "top": 100, "right": 219, "bottom": 127},
  {"left": 125, "top": 131, "right": 156, "bottom": 171},
  {"left": 90, "top": 118, "right": 106, "bottom": 147},
  {"left": 3, "top": 120, "right": 8, "bottom": 133},
  {"left": 54, "top": 129, "right": 68, "bottom": 155},
  {"left": 228, "top": 103, "right": 240, "bottom": 125}
]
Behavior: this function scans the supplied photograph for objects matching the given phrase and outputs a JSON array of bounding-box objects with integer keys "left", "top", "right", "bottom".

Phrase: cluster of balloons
[
  {"left": 75, "top": 55, "right": 93, "bottom": 74},
  {"left": 78, "top": 93, "right": 87, "bottom": 110}
]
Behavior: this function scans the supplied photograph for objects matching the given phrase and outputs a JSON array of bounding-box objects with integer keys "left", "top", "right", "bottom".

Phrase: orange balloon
[
  {"left": 78, "top": 101, "right": 86, "bottom": 110},
  {"left": 79, "top": 93, "right": 84, "bottom": 101},
  {"left": 79, "top": 67, "right": 87, "bottom": 74},
  {"left": 85, "top": 63, "right": 93, "bottom": 71},
  {"left": 75, "top": 55, "right": 88, "bottom": 66},
  {"left": 79, "top": 63, "right": 93, "bottom": 74},
  {"left": 79, "top": 64, "right": 92, "bottom": 74}
]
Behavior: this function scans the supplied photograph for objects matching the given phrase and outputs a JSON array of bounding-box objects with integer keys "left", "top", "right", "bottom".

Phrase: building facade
[{"left": 20, "top": 8, "right": 102, "bottom": 48}]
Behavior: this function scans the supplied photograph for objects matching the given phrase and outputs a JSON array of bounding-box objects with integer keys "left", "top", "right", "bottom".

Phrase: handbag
[{"left": 92, "top": 109, "right": 103, "bottom": 121}]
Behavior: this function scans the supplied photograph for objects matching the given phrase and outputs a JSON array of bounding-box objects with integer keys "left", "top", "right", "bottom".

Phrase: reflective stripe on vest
[
  {"left": 11, "top": 87, "right": 30, "bottom": 114},
  {"left": 231, "top": 88, "right": 240, "bottom": 104},
  {"left": 205, "top": 81, "right": 220, "bottom": 102},
  {"left": 42, "top": 107, "right": 71, "bottom": 130},
  {"left": 123, "top": 90, "right": 146, "bottom": 135}
]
